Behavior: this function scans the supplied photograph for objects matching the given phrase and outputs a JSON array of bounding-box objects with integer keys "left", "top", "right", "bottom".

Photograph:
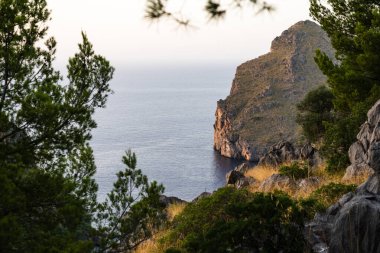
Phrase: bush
[
  {"left": 309, "top": 183, "right": 357, "bottom": 209},
  {"left": 162, "top": 187, "right": 306, "bottom": 253},
  {"left": 279, "top": 162, "right": 309, "bottom": 180},
  {"left": 298, "top": 198, "right": 325, "bottom": 220},
  {"left": 298, "top": 183, "right": 357, "bottom": 220},
  {"left": 296, "top": 86, "right": 334, "bottom": 143}
]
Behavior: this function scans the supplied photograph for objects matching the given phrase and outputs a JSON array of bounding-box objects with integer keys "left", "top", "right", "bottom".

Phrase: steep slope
[{"left": 214, "top": 20, "right": 334, "bottom": 161}]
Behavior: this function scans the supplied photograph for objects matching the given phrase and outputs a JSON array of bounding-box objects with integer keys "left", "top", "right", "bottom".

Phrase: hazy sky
[{"left": 47, "top": 0, "right": 311, "bottom": 68}]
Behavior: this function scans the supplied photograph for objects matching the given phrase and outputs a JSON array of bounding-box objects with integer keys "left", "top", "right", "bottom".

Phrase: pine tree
[
  {"left": 0, "top": 1, "right": 165, "bottom": 251},
  {"left": 299, "top": 0, "right": 380, "bottom": 171}
]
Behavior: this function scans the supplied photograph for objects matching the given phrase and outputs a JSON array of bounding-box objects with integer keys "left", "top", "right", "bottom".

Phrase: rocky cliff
[
  {"left": 307, "top": 100, "right": 380, "bottom": 253},
  {"left": 214, "top": 20, "right": 334, "bottom": 161}
]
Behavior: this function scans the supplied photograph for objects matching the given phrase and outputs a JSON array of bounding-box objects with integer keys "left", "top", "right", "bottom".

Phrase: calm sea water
[{"left": 91, "top": 64, "right": 241, "bottom": 201}]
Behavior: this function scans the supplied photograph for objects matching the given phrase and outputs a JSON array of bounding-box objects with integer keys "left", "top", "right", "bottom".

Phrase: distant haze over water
[{"left": 91, "top": 64, "right": 242, "bottom": 201}]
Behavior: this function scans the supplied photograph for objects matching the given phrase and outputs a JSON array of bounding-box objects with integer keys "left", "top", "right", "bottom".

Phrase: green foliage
[
  {"left": 96, "top": 151, "right": 165, "bottom": 252},
  {"left": 297, "top": 86, "right": 334, "bottom": 142},
  {"left": 298, "top": 197, "right": 325, "bottom": 220},
  {"left": 309, "top": 183, "right": 357, "bottom": 209},
  {"left": 165, "top": 248, "right": 183, "bottom": 253},
  {"left": 299, "top": 0, "right": 380, "bottom": 172},
  {"left": 298, "top": 183, "right": 357, "bottom": 220},
  {"left": 144, "top": 0, "right": 273, "bottom": 25},
  {"left": 279, "top": 162, "right": 310, "bottom": 180},
  {"left": 0, "top": 164, "right": 94, "bottom": 252},
  {"left": 163, "top": 188, "right": 306, "bottom": 253},
  {"left": 0, "top": 1, "right": 165, "bottom": 252}
]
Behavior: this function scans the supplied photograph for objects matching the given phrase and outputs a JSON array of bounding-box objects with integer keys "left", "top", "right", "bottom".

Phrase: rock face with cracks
[
  {"left": 214, "top": 20, "right": 334, "bottom": 161},
  {"left": 306, "top": 100, "right": 380, "bottom": 253}
]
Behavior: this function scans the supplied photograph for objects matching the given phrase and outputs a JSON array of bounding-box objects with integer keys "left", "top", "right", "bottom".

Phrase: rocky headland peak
[{"left": 214, "top": 20, "right": 334, "bottom": 161}]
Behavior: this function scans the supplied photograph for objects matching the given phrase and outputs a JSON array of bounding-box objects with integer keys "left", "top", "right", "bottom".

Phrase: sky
[{"left": 47, "top": 0, "right": 311, "bottom": 68}]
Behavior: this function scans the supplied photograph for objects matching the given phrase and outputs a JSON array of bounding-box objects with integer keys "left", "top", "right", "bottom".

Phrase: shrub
[
  {"left": 162, "top": 187, "right": 306, "bottom": 253},
  {"left": 279, "top": 162, "right": 309, "bottom": 180},
  {"left": 297, "top": 183, "right": 357, "bottom": 220},
  {"left": 298, "top": 198, "right": 325, "bottom": 220},
  {"left": 297, "top": 86, "right": 334, "bottom": 143},
  {"left": 309, "top": 183, "right": 357, "bottom": 209}
]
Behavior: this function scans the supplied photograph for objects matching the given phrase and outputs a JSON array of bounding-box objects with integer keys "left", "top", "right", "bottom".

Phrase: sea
[{"left": 91, "top": 64, "right": 242, "bottom": 202}]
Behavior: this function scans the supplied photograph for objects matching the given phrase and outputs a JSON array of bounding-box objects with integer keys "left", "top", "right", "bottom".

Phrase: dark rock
[
  {"left": 235, "top": 177, "right": 258, "bottom": 189},
  {"left": 159, "top": 195, "right": 187, "bottom": 207},
  {"left": 369, "top": 141, "right": 380, "bottom": 172},
  {"left": 343, "top": 101, "right": 380, "bottom": 180},
  {"left": 259, "top": 174, "right": 296, "bottom": 192},
  {"left": 357, "top": 175, "right": 380, "bottom": 195},
  {"left": 328, "top": 194, "right": 380, "bottom": 253},
  {"left": 234, "top": 162, "right": 251, "bottom": 174},
  {"left": 225, "top": 170, "right": 245, "bottom": 185},
  {"left": 258, "top": 141, "right": 298, "bottom": 166},
  {"left": 298, "top": 177, "right": 320, "bottom": 192},
  {"left": 300, "top": 143, "right": 315, "bottom": 160}
]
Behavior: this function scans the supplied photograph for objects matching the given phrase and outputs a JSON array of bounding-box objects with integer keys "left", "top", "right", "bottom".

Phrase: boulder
[
  {"left": 259, "top": 174, "right": 297, "bottom": 192},
  {"left": 300, "top": 143, "right": 315, "bottom": 160},
  {"left": 298, "top": 177, "right": 320, "bottom": 193},
  {"left": 234, "top": 162, "right": 251, "bottom": 174},
  {"left": 328, "top": 194, "right": 380, "bottom": 253},
  {"left": 235, "top": 177, "right": 258, "bottom": 189},
  {"left": 225, "top": 166, "right": 258, "bottom": 189},
  {"left": 225, "top": 170, "right": 245, "bottom": 185},
  {"left": 343, "top": 164, "right": 373, "bottom": 181},
  {"left": 348, "top": 141, "right": 367, "bottom": 164},
  {"left": 258, "top": 141, "right": 298, "bottom": 166},
  {"left": 343, "top": 101, "right": 380, "bottom": 180}
]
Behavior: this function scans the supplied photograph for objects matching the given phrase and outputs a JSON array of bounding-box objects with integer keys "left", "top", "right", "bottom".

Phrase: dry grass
[
  {"left": 134, "top": 203, "right": 187, "bottom": 253},
  {"left": 244, "top": 162, "right": 370, "bottom": 200},
  {"left": 311, "top": 164, "right": 370, "bottom": 187},
  {"left": 245, "top": 165, "right": 278, "bottom": 182},
  {"left": 166, "top": 202, "right": 187, "bottom": 221},
  {"left": 134, "top": 230, "right": 172, "bottom": 253},
  {"left": 134, "top": 238, "right": 160, "bottom": 253}
]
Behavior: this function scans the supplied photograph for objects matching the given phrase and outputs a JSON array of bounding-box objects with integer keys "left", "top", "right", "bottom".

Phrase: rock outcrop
[
  {"left": 342, "top": 101, "right": 379, "bottom": 181},
  {"left": 258, "top": 141, "right": 321, "bottom": 167},
  {"left": 258, "top": 174, "right": 320, "bottom": 194},
  {"left": 214, "top": 20, "right": 334, "bottom": 161},
  {"left": 159, "top": 195, "right": 187, "bottom": 207},
  {"left": 306, "top": 100, "right": 380, "bottom": 253},
  {"left": 225, "top": 164, "right": 258, "bottom": 189}
]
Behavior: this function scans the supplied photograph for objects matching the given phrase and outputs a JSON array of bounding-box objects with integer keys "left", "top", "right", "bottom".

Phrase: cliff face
[
  {"left": 214, "top": 20, "right": 334, "bottom": 161},
  {"left": 307, "top": 100, "right": 380, "bottom": 253}
]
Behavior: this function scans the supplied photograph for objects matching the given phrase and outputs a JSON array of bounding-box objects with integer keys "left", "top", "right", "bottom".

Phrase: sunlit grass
[
  {"left": 134, "top": 202, "right": 187, "bottom": 253},
  {"left": 245, "top": 165, "right": 278, "bottom": 182},
  {"left": 166, "top": 202, "right": 187, "bottom": 221},
  {"left": 134, "top": 230, "right": 172, "bottom": 253},
  {"left": 245, "top": 162, "right": 369, "bottom": 200}
]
